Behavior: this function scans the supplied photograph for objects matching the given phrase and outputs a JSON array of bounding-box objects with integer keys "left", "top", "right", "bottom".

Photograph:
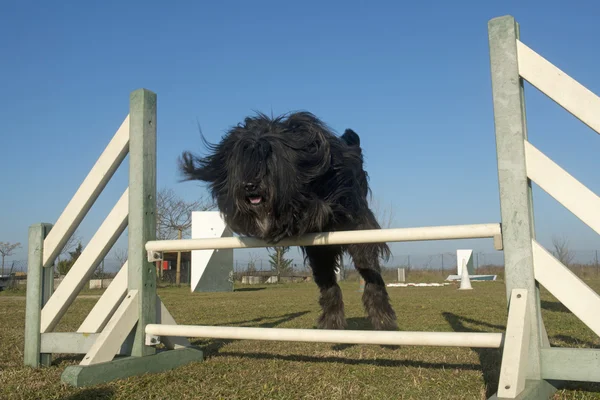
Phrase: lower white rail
[{"left": 145, "top": 324, "right": 504, "bottom": 348}]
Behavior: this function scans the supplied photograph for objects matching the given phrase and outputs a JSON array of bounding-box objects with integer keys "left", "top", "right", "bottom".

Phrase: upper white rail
[
  {"left": 145, "top": 223, "right": 502, "bottom": 253},
  {"left": 516, "top": 40, "right": 600, "bottom": 135}
]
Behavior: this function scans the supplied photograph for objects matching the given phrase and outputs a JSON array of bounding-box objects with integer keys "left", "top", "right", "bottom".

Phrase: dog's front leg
[
  {"left": 347, "top": 242, "right": 398, "bottom": 331},
  {"left": 304, "top": 245, "right": 346, "bottom": 329}
]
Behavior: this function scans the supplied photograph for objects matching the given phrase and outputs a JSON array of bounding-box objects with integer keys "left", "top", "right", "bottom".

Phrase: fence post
[
  {"left": 128, "top": 88, "right": 158, "bottom": 357},
  {"left": 24, "top": 223, "right": 53, "bottom": 367},
  {"left": 488, "top": 15, "right": 547, "bottom": 388}
]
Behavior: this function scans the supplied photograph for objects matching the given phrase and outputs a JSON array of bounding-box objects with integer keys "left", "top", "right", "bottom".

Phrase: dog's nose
[{"left": 244, "top": 183, "right": 257, "bottom": 192}]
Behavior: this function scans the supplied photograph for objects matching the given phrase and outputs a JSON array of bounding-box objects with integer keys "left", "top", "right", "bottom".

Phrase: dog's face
[
  {"left": 179, "top": 112, "right": 333, "bottom": 241},
  {"left": 222, "top": 132, "right": 277, "bottom": 221}
]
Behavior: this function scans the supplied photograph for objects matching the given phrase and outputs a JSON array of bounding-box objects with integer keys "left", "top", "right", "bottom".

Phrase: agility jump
[{"left": 24, "top": 15, "right": 600, "bottom": 399}]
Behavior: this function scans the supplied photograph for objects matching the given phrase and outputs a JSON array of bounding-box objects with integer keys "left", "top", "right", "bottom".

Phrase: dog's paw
[
  {"left": 317, "top": 313, "right": 347, "bottom": 330},
  {"left": 371, "top": 316, "right": 398, "bottom": 331}
]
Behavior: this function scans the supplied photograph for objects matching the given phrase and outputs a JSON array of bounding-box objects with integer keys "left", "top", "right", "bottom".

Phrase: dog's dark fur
[{"left": 178, "top": 111, "right": 397, "bottom": 330}]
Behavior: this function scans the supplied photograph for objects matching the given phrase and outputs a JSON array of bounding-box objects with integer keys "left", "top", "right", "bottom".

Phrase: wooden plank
[
  {"left": 541, "top": 348, "right": 600, "bottom": 382},
  {"left": 40, "top": 189, "right": 129, "bottom": 333},
  {"left": 41, "top": 332, "right": 131, "bottom": 355},
  {"left": 43, "top": 115, "right": 130, "bottom": 268},
  {"left": 80, "top": 290, "right": 139, "bottom": 365},
  {"left": 41, "top": 333, "right": 100, "bottom": 354},
  {"left": 517, "top": 40, "right": 600, "bottom": 135},
  {"left": 525, "top": 140, "right": 600, "bottom": 235},
  {"left": 61, "top": 347, "right": 204, "bottom": 388},
  {"left": 488, "top": 14, "right": 544, "bottom": 383},
  {"left": 78, "top": 261, "right": 128, "bottom": 333},
  {"left": 532, "top": 240, "right": 600, "bottom": 336},
  {"left": 24, "top": 223, "right": 53, "bottom": 367},
  {"left": 128, "top": 88, "right": 157, "bottom": 357},
  {"left": 497, "top": 289, "right": 530, "bottom": 398}
]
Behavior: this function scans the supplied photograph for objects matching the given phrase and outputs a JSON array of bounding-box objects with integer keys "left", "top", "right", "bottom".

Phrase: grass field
[{"left": 1, "top": 279, "right": 600, "bottom": 399}]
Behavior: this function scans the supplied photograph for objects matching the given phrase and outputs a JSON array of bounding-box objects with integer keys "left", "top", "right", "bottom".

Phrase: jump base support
[
  {"left": 60, "top": 347, "right": 204, "bottom": 388},
  {"left": 489, "top": 379, "right": 560, "bottom": 400}
]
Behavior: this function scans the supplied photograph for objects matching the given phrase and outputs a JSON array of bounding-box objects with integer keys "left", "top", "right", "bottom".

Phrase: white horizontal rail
[
  {"left": 146, "top": 223, "right": 501, "bottom": 252},
  {"left": 145, "top": 324, "right": 504, "bottom": 348},
  {"left": 525, "top": 140, "right": 600, "bottom": 235},
  {"left": 516, "top": 40, "right": 600, "bottom": 135},
  {"left": 43, "top": 115, "right": 130, "bottom": 268}
]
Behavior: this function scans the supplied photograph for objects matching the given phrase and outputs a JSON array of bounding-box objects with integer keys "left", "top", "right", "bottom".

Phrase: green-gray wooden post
[
  {"left": 488, "top": 15, "right": 547, "bottom": 382},
  {"left": 128, "top": 88, "right": 157, "bottom": 357},
  {"left": 24, "top": 222, "right": 53, "bottom": 367}
]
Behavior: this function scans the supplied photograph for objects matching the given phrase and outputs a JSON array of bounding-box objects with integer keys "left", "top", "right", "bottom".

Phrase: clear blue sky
[{"left": 1, "top": 1, "right": 599, "bottom": 271}]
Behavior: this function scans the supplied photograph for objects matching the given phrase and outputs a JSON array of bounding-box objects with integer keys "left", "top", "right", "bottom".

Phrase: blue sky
[{"left": 1, "top": 1, "right": 599, "bottom": 271}]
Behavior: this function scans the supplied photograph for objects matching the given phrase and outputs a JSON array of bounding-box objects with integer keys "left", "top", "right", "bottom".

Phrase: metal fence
[
  {"left": 233, "top": 250, "right": 600, "bottom": 272},
  {"left": 3, "top": 249, "right": 599, "bottom": 291}
]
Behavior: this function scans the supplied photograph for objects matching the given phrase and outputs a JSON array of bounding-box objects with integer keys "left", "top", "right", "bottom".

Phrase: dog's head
[{"left": 178, "top": 112, "right": 335, "bottom": 241}]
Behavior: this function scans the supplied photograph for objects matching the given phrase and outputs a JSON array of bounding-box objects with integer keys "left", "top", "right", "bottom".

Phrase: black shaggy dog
[{"left": 178, "top": 112, "right": 397, "bottom": 331}]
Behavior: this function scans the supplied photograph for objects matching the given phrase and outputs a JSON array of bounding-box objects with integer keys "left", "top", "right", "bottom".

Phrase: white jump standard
[{"left": 23, "top": 15, "right": 600, "bottom": 400}]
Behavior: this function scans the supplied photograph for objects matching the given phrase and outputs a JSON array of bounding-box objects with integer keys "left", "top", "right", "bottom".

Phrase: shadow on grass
[
  {"left": 63, "top": 388, "right": 115, "bottom": 399},
  {"left": 330, "top": 317, "right": 399, "bottom": 351},
  {"left": 541, "top": 300, "right": 570, "bottom": 313},
  {"left": 551, "top": 334, "right": 600, "bottom": 349},
  {"left": 442, "top": 312, "right": 502, "bottom": 398},
  {"left": 214, "top": 350, "right": 489, "bottom": 371},
  {"left": 192, "top": 311, "right": 311, "bottom": 357},
  {"left": 234, "top": 287, "right": 266, "bottom": 292},
  {"left": 553, "top": 381, "right": 600, "bottom": 395},
  {"left": 51, "top": 354, "right": 85, "bottom": 365}
]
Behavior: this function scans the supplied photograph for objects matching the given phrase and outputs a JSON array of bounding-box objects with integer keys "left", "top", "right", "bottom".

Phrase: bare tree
[
  {"left": 58, "top": 230, "right": 82, "bottom": 262},
  {"left": 112, "top": 247, "right": 128, "bottom": 267},
  {"left": 0, "top": 242, "right": 21, "bottom": 276},
  {"left": 156, "top": 187, "right": 215, "bottom": 285},
  {"left": 246, "top": 252, "right": 260, "bottom": 273},
  {"left": 552, "top": 235, "right": 575, "bottom": 268}
]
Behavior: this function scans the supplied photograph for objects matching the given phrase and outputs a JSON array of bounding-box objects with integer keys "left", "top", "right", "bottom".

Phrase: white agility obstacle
[
  {"left": 457, "top": 249, "right": 475, "bottom": 276},
  {"left": 446, "top": 249, "right": 498, "bottom": 283},
  {"left": 189, "top": 211, "right": 234, "bottom": 293},
  {"left": 24, "top": 15, "right": 600, "bottom": 399}
]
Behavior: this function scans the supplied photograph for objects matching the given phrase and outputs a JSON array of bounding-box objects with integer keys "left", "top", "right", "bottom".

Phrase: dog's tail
[{"left": 341, "top": 129, "right": 360, "bottom": 147}]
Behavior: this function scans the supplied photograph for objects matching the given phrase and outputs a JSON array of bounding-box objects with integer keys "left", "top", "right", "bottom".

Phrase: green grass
[{"left": 1, "top": 279, "right": 600, "bottom": 399}]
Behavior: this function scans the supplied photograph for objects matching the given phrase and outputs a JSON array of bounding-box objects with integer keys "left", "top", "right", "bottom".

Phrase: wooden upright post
[
  {"left": 488, "top": 15, "right": 555, "bottom": 399},
  {"left": 24, "top": 223, "right": 53, "bottom": 367},
  {"left": 128, "top": 88, "right": 158, "bottom": 357}
]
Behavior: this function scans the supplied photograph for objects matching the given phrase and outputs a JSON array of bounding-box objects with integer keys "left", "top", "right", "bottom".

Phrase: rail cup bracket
[
  {"left": 493, "top": 232, "right": 504, "bottom": 251},
  {"left": 147, "top": 251, "right": 163, "bottom": 262},
  {"left": 145, "top": 334, "right": 161, "bottom": 346}
]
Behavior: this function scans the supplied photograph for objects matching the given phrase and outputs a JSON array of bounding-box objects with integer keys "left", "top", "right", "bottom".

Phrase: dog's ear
[
  {"left": 283, "top": 112, "right": 332, "bottom": 178},
  {"left": 341, "top": 129, "right": 360, "bottom": 146},
  {"left": 178, "top": 151, "right": 219, "bottom": 183}
]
